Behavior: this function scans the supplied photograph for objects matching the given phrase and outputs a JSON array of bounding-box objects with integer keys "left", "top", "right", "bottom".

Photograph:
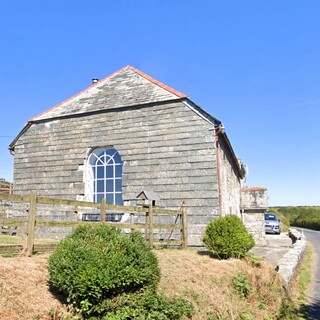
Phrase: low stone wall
[{"left": 277, "top": 228, "right": 307, "bottom": 285}]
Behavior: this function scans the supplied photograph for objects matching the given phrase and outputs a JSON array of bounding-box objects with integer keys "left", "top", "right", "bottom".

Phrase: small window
[{"left": 82, "top": 213, "right": 123, "bottom": 222}]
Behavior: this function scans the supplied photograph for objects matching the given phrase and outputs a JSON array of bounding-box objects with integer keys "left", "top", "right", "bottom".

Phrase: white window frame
[{"left": 87, "top": 147, "right": 123, "bottom": 205}]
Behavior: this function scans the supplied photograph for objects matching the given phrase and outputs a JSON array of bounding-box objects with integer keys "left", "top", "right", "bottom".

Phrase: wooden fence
[
  {"left": 0, "top": 191, "right": 187, "bottom": 256},
  {"left": 0, "top": 181, "right": 12, "bottom": 194}
]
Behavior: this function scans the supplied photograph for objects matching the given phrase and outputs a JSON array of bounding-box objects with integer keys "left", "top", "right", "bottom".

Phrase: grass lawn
[{"left": 0, "top": 234, "right": 60, "bottom": 245}]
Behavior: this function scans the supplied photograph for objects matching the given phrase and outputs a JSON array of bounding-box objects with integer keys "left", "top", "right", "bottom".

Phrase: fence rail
[
  {"left": 0, "top": 181, "right": 13, "bottom": 194},
  {"left": 0, "top": 191, "right": 187, "bottom": 256}
]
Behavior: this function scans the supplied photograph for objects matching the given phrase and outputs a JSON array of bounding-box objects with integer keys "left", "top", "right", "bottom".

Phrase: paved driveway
[
  {"left": 250, "top": 233, "right": 293, "bottom": 268},
  {"left": 251, "top": 229, "right": 320, "bottom": 319}
]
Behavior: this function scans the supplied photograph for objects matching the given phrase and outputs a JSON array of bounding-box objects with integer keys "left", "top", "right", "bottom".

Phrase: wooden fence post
[
  {"left": 181, "top": 202, "right": 188, "bottom": 249},
  {"left": 27, "top": 191, "right": 37, "bottom": 256},
  {"left": 100, "top": 198, "right": 106, "bottom": 222},
  {"left": 130, "top": 213, "right": 135, "bottom": 232},
  {"left": 145, "top": 209, "right": 149, "bottom": 241},
  {"left": 148, "top": 203, "right": 154, "bottom": 248}
]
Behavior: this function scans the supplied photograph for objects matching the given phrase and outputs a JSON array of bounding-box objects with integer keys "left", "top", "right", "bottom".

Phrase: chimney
[{"left": 92, "top": 78, "right": 99, "bottom": 84}]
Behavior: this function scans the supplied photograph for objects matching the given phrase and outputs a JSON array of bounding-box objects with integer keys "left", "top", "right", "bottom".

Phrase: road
[{"left": 297, "top": 228, "right": 320, "bottom": 319}]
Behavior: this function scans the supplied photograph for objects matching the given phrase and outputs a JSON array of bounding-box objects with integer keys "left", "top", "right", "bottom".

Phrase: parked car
[{"left": 264, "top": 213, "right": 281, "bottom": 234}]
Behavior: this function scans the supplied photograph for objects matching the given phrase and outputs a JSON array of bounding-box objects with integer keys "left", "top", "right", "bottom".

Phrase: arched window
[{"left": 88, "top": 147, "right": 123, "bottom": 205}]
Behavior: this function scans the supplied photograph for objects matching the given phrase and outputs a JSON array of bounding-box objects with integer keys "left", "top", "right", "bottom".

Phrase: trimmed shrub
[
  {"left": 203, "top": 214, "right": 255, "bottom": 259},
  {"left": 48, "top": 224, "right": 194, "bottom": 319},
  {"left": 48, "top": 224, "right": 160, "bottom": 317}
]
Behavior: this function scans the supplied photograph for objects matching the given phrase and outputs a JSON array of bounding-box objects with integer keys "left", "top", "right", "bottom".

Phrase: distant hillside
[{"left": 270, "top": 206, "right": 320, "bottom": 230}]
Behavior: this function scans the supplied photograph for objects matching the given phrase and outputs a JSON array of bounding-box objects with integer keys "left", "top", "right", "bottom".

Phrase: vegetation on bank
[
  {"left": 0, "top": 208, "right": 316, "bottom": 319},
  {"left": 48, "top": 224, "right": 194, "bottom": 319},
  {"left": 270, "top": 206, "right": 320, "bottom": 230},
  {"left": 295, "top": 244, "right": 313, "bottom": 305},
  {"left": 203, "top": 214, "right": 255, "bottom": 259},
  {"left": 0, "top": 236, "right": 312, "bottom": 319},
  {"left": 1, "top": 253, "right": 302, "bottom": 320},
  {"left": 46, "top": 216, "right": 258, "bottom": 319},
  {"left": 46, "top": 219, "right": 308, "bottom": 320}
]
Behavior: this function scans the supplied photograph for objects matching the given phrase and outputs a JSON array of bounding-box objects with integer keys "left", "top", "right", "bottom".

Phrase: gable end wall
[{"left": 13, "top": 101, "right": 221, "bottom": 245}]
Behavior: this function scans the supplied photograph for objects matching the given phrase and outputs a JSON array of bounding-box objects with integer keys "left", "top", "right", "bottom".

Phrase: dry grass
[
  {"left": 0, "top": 249, "right": 291, "bottom": 320},
  {"left": 0, "top": 254, "right": 61, "bottom": 320},
  {"left": 156, "top": 249, "right": 288, "bottom": 319},
  {"left": 0, "top": 234, "right": 59, "bottom": 246}
]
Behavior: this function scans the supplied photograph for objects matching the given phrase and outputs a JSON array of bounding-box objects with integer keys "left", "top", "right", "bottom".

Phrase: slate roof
[{"left": 32, "top": 65, "right": 187, "bottom": 121}]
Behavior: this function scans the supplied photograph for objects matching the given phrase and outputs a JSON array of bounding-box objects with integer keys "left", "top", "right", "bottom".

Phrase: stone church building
[{"left": 9, "top": 66, "right": 267, "bottom": 245}]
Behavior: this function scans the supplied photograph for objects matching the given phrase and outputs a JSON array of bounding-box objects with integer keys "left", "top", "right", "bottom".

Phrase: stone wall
[
  {"left": 218, "top": 137, "right": 242, "bottom": 217},
  {"left": 277, "top": 228, "right": 307, "bottom": 285},
  {"left": 12, "top": 101, "right": 223, "bottom": 246},
  {"left": 242, "top": 211, "right": 266, "bottom": 246},
  {"left": 241, "top": 187, "right": 268, "bottom": 209},
  {"left": 241, "top": 187, "right": 268, "bottom": 245},
  {"left": 0, "top": 200, "right": 12, "bottom": 218}
]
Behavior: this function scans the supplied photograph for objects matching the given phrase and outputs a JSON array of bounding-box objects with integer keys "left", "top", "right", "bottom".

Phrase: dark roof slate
[{"left": 33, "top": 66, "right": 187, "bottom": 121}]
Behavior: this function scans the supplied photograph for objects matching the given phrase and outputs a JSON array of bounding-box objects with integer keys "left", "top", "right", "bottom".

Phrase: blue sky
[{"left": 0, "top": 1, "right": 319, "bottom": 206}]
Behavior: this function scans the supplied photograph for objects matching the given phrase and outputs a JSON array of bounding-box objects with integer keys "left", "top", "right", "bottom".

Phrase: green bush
[
  {"left": 48, "top": 224, "right": 194, "bottom": 319},
  {"left": 100, "top": 293, "right": 194, "bottom": 320},
  {"left": 203, "top": 215, "right": 255, "bottom": 259},
  {"left": 48, "top": 224, "right": 160, "bottom": 317}
]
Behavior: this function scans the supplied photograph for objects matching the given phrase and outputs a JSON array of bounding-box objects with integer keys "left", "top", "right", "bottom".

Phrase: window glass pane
[
  {"left": 96, "top": 157, "right": 104, "bottom": 165},
  {"left": 113, "top": 152, "right": 121, "bottom": 163},
  {"left": 96, "top": 194, "right": 104, "bottom": 203},
  {"left": 106, "top": 194, "right": 113, "bottom": 204},
  {"left": 106, "top": 213, "right": 115, "bottom": 222},
  {"left": 115, "top": 179, "right": 122, "bottom": 192},
  {"left": 98, "top": 154, "right": 105, "bottom": 164},
  {"left": 106, "top": 148, "right": 116, "bottom": 157},
  {"left": 96, "top": 180, "right": 104, "bottom": 192},
  {"left": 115, "top": 193, "right": 123, "bottom": 205},
  {"left": 95, "top": 149, "right": 105, "bottom": 158},
  {"left": 115, "top": 164, "right": 122, "bottom": 177},
  {"left": 96, "top": 166, "right": 104, "bottom": 179},
  {"left": 105, "top": 155, "right": 114, "bottom": 166},
  {"left": 89, "top": 153, "right": 98, "bottom": 166},
  {"left": 106, "top": 165, "right": 114, "bottom": 178},
  {"left": 106, "top": 180, "right": 113, "bottom": 192},
  {"left": 82, "top": 213, "right": 101, "bottom": 221}
]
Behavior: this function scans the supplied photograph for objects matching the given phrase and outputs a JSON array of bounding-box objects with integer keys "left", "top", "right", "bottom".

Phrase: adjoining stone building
[
  {"left": 241, "top": 187, "right": 268, "bottom": 246},
  {"left": 9, "top": 65, "right": 266, "bottom": 245}
]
